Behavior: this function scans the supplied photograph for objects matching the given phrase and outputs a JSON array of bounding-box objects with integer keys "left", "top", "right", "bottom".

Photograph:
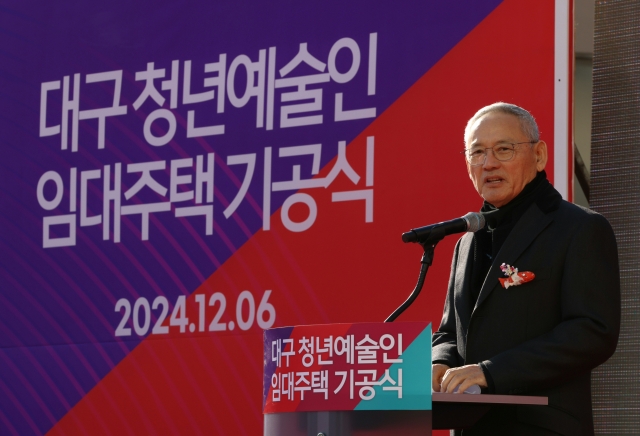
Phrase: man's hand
[
  {"left": 440, "top": 364, "right": 488, "bottom": 394},
  {"left": 432, "top": 364, "right": 450, "bottom": 392}
]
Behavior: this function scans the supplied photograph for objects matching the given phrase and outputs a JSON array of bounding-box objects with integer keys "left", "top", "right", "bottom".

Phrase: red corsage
[{"left": 499, "top": 263, "right": 535, "bottom": 289}]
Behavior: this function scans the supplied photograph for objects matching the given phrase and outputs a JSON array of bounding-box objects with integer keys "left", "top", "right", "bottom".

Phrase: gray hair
[{"left": 464, "top": 102, "right": 540, "bottom": 144}]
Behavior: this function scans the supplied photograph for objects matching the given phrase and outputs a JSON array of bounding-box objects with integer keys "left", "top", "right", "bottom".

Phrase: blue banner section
[{"left": 355, "top": 324, "right": 431, "bottom": 411}]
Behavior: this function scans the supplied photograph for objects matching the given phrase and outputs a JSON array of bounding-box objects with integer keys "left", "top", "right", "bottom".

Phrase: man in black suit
[{"left": 431, "top": 103, "right": 620, "bottom": 435}]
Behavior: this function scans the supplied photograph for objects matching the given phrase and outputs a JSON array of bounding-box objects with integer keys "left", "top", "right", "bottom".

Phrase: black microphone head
[
  {"left": 401, "top": 230, "right": 417, "bottom": 243},
  {"left": 462, "top": 212, "right": 485, "bottom": 232}
]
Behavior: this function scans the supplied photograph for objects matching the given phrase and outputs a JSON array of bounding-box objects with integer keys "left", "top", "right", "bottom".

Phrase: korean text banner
[
  {"left": 0, "top": 1, "right": 563, "bottom": 434},
  {"left": 263, "top": 322, "right": 432, "bottom": 413}
]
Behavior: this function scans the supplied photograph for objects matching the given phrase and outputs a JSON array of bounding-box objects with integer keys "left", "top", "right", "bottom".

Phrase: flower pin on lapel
[{"left": 499, "top": 263, "right": 535, "bottom": 289}]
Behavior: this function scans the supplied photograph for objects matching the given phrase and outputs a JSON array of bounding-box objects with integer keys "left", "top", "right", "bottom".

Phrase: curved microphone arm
[{"left": 384, "top": 241, "right": 437, "bottom": 322}]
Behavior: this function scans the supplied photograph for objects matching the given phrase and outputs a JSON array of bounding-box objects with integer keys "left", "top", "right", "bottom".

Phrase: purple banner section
[
  {"left": 263, "top": 326, "right": 294, "bottom": 410},
  {"left": 0, "top": 1, "right": 501, "bottom": 434}
]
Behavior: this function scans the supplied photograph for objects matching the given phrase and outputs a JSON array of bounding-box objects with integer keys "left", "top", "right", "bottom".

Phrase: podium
[
  {"left": 263, "top": 393, "right": 548, "bottom": 435},
  {"left": 263, "top": 323, "right": 547, "bottom": 435},
  {"left": 432, "top": 391, "right": 547, "bottom": 429}
]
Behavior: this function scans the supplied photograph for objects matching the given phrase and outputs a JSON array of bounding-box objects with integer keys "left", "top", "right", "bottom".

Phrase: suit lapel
[
  {"left": 474, "top": 203, "right": 554, "bottom": 311},
  {"left": 454, "top": 233, "right": 475, "bottom": 331}
]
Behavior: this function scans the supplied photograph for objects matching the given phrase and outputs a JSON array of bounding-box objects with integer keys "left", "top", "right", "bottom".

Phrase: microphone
[{"left": 402, "top": 212, "right": 485, "bottom": 243}]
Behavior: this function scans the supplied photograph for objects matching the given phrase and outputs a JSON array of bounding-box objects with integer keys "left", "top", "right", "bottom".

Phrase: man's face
[{"left": 465, "top": 111, "right": 547, "bottom": 208}]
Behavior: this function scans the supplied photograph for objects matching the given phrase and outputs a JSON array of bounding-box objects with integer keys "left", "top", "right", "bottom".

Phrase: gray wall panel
[{"left": 591, "top": 1, "right": 640, "bottom": 433}]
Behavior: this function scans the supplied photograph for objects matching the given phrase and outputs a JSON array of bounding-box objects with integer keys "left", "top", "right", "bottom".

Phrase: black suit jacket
[{"left": 432, "top": 201, "right": 620, "bottom": 436}]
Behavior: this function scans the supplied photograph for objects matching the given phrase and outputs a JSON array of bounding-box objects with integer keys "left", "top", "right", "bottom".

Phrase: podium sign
[{"left": 263, "top": 322, "right": 432, "bottom": 413}]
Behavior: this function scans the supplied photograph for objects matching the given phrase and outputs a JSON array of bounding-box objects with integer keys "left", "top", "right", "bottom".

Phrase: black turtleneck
[{"left": 469, "top": 171, "right": 562, "bottom": 305}]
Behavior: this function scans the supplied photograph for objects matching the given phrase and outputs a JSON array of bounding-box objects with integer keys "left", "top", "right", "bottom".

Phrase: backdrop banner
[{"left": 0, "top": 1, "right": 567, "bottom": 434}]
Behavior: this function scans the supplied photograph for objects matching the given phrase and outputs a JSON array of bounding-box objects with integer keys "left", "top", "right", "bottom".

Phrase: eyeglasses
[{"left": 462, "top": 141, "right": 537, "bottom": 166}]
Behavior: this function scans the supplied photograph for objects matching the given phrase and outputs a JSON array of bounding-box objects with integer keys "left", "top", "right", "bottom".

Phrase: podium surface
[{"left": 432, "top": 392, "right": 547, "bottom": 429}]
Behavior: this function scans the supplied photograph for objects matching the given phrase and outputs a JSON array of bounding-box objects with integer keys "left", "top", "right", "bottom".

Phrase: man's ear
[{"left": 534, "top": 140, "right": 548, "bottom": 172}]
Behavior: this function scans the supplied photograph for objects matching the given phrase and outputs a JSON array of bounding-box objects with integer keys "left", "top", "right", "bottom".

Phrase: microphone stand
[{"left": 385, "top": 227, "right": 445, "bottom": 322}]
